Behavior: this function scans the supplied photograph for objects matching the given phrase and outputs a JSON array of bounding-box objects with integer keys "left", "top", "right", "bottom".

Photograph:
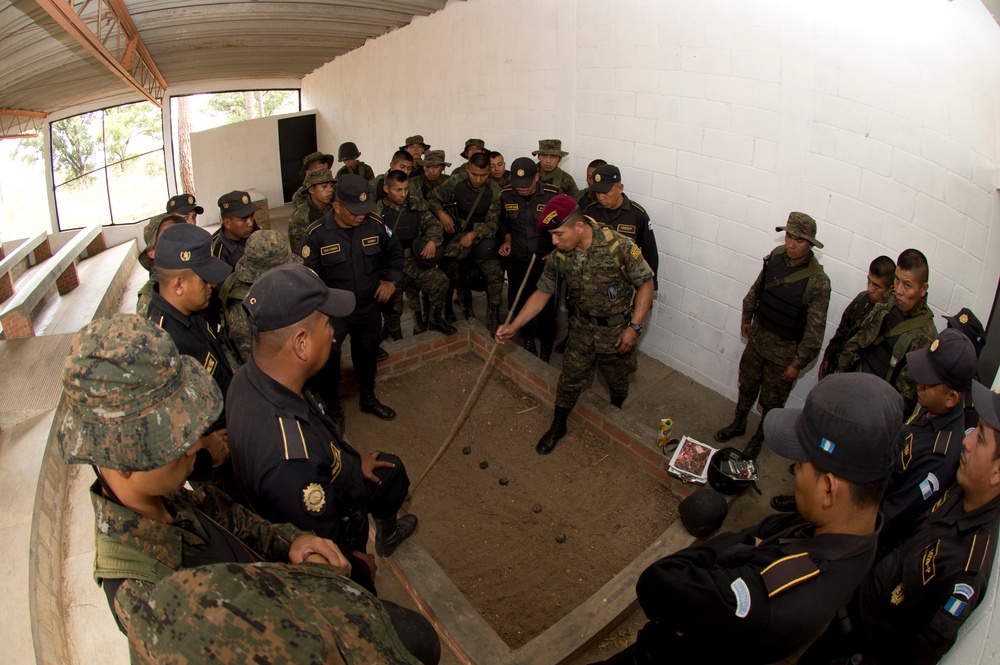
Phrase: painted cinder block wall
[{"left": 303, "top": 0, "right": 1000, "bottom": 411}]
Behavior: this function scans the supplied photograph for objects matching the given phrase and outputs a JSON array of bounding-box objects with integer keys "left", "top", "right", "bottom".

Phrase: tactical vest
[
  {"left": 755, "top": 246, "right": 823, "bottom": 341},
  {"left": 862, "top": 306, "right": 935, "bottom": 384},
  {"left": 455, "top": 180, "right": 492, "bottom": 230},
  {"left": 218, "top": 274, "right": 249, "bottom": 365},
  {"left": 382, "top": 206, "right": 420, "bottom": 244}
]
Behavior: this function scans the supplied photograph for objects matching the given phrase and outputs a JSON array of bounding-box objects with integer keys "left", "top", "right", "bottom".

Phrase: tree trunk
[
  {"left": 177, "top": 96, "right": 196, "bottom": 195},
  {"left": 244, "top": 92, "right": 255, "bottom": 119},
  {"left": 256, "top": 91, "right": 265, "bottom": 118}
]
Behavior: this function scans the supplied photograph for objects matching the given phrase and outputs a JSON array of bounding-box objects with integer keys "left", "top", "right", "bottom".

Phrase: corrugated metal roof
[{"left": 0, "top": 0, "right": 450, "bottom": 118}]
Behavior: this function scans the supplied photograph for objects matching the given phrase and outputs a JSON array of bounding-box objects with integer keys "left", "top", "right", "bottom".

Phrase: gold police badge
[
  {"left": 594, "top": 173, "right": 602, "bottom": 182},
  {"left": 890, "top": 583, "right": 904, "bottom": 606},
  {"left": 187, "top": 196, "right": 194, "bottom": 204},
  {"left": 302, "top": 483, "right": 326, "bottom": 513},
  {"left": 517, "top": 168, "right": 525, "bottom": 176},
  {"left": 180, "top": 250, "right": 191, "bottom": 262},
  {"left": 301, "top": 245, "right": 311, "bottom": 258},
  {"left": 930, "top": 339, "right": 939, "bottom": 352},
  {"left": 960, "top": 314, "right": 969, "bottom": 324},
  {"left": 242, "top": 195, "right": 250, "bottom": 204},
  {"left": 359, "top": 192, "right": 368, "bottom": 202}
]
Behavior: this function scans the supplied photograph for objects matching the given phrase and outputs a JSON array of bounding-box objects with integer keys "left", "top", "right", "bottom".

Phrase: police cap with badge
[{"left": 155, "top": 223, "right": 232, "bottom": 284}]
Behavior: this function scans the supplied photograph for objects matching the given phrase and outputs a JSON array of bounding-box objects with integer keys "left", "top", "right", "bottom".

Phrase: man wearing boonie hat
[
  {"left": 217, "top": 230, "right": 302, "bottom": 367},
  {"left": 498, "top": 157, "right": 561, "bottom": 361},
  {"left": 400, "top": 134, "right": 430, "bottom": 179},
  {"left": 598, "top": 374, "right": 900, "bottom": 665},
  {"left": 583, "top": 163, "right": 660, "bottom": 290},
  {"left": 291, "top": 150, "right": 335, "bottom": 208},
  {"left": 212, "top": 190, "right": 261, "bottom": 269},
  {"left": 838, "top": 248, "right": 937, "bottom": 416},
  {"left": 532, "top": 138, "right": 579, "bottom": 198},
  {"left": 800, "top": 376, "right": 1000, "bottom": 665},
  {"left": 336, "top": 141, "right": 375, "bottom": 181},
  {"left": 164, "top": 193, "right": 204, "bottom": 224},
  {"left": 56, "top": 314, "right": 352, "bottom": 637},
  {"left": 496, "top": 194, "right": 654, "bottom": 454},
  {"left": 300, "top": 174, "right": 403, "bottom": 427},
  {"left": 450, "top": 137, "right": 486, "bottom": 180},
  {"left": 148, "top": 223, "right": 238, "bottom": 494},
  {"left": 411, "top": 150, "right": 451, "bottom": 202},
  {"left": 226, "top": 265, "right": 418, "bottom": 594},
  {"left": 127, "top": 562, "right": 434, "bottom": 665},
  {"left": 715, "top": 211, "right": 831, "bottom": 460},
  {"left": 135, "top": 213, "right": 183, "bottom": 317},
  {"left": 287, "top": 167, "right": 335, "bottom": 252}
]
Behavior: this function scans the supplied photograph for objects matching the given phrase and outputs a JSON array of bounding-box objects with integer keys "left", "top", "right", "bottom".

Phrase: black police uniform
[
  {"left": 584, "top": 195, "right": 659, "bottom": 289},
  {"left": 211, "top": 231, "right": 251, "bottom": 269},
  {"left": 500, "top": 182, "right": 560, "bottom": 353},
  {"left": 879, "top": 401, "right": 966, "bottom": 553},
  {"left": 802, "top": 487, "right": 1000, "bottom": 665},
  {"left": 597, "top": 512, "right": 878, "bottom": 665},
  {"left": 226, "top": 357, "right": 410, "bottom": 593},
  {"left": 300, "top": 209, "right": 403, "bottom": 406}
]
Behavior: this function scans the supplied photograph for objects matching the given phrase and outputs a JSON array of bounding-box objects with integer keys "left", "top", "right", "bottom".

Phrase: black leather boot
[
  {"left": 715, "top": 408, "right": 749, "bottom": 442},
  {"left": 460, "top": 289, "right": 473, "bottom": 320},
  {"left": 536, "top": 406, "right": 571, "bottom": 455},
  {"left": 428, "top": 306, "right": 457, "bottom": 336},
  {"left": 610, "top": 391, "right": 627, "bottom": 408},
  {"left": 486, "top": 305, "right": 500, "bottom": 335},
  {"left": 374, "top": 514, "right": 419, "bottom": 557},
  {"left": 412, "top": 305, "right": 427, "bottom": 334},
  {"left": 444, "top": 288, "right": 457, "bottom": 323},
  {"left": 539, "top": 344, "right": 552, "bottom": 363},
  {"left": 742, "top": 421, "right": 765, "bottom": 459},
  {"left": 523, "top": 338, "right": 538, "bottom": 355},
  {"left": 360, "top": 392, "right": 396, "bottom": 421},
  {"left": 770, "top": 495, "right": 797, "bottom": 512}
]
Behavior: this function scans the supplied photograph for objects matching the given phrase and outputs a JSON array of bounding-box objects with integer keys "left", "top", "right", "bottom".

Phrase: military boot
[
  {"left": 523, "top": 338, "right": 538, "bottom": 355},
  {"left": 715, "top": 408, "right": 749, "bottom": 442},
  {"left": 486, "top": 305, "right": 500, "bottom": 335},
  {"left": 411, "top": 306, "right": 427, "bottom": 335},
  {"left": 428, "top": 306, "right": 458, "bottom": 336},
  {"left": 610, "top": 391, "right": 627, "bottom": 408},
  {"left": 539, "top": 344, "right": 552, "bottom": 363},
  {"left": 360, "top": 391, "right": 396, "bottom": 421},
  {"left": 444, "top": 288, "right": 457, "bottom": 323},
  {"left": 460, "top": 289, "right": 474, "bottom": 321},
  {"left": 387, "top": 326, "right": 402, "bottom": 341},
  {"left": 536, "top": 406, "right": 571, "bottom": 455},
  {"left": 374, "top": 514, "right": 419, "bottom": 557},
  {"left": 742, "top": 421, "right": 766, "bottom": 459}
]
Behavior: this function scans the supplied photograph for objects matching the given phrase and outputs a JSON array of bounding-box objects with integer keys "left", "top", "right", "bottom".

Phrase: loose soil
[{"left": 344, "top": 353, "right": 677, "bottom": 649}]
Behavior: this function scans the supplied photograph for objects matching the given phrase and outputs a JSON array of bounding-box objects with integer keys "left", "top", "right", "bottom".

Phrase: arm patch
[{"left": 760, "top": 552, "right": 820, "bottom": 597}]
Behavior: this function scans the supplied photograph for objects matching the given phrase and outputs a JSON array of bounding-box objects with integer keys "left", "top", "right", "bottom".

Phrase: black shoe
[
  {"left": 376, "top": 346, "right": 389, "bottom": 361},
  {"left": 539, "top": 344, "right": 552, "bottom": 363},
  {"left": 610, "top": 392, "right": 626, "bottom": 408},
  {"left": 428, "top": 306, "right": 458, "bottom": 336},
  {"left": 360, "top": 394, "right": 396, "bottom": 420},
  {"left": 444, "top": 302, "right": 457, "bottom": 323},
  {"left": 770, "top": 495, "right": 797, "bottom": 513},
  {"left": 374, "top": 514, "right": 418, "bottom": 557},
  {"left": 742, "top": 431, "right": 764, "bottom": 459},
  {"left": 388, "top": 328, "right": 403, "bottom": 341},
  {"left": 523, "top": 339, "right": 538, "bottom": 355},
  {"left": 714, "top": 421, "right": 747, "bottom": 442},
  {"left": 536, "top": 406, "right": 571, "bottom": 454}
]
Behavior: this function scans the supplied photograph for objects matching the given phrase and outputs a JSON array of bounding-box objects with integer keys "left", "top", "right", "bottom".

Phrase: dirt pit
[{"left": 345, "top": 352, "right": 677, "bottom": 648}]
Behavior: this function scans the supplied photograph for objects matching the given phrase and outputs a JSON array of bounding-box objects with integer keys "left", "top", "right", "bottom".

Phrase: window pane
[
  {"left": 50, "top": 111, "right": 105, "bottom": 187},
  {"left": 104, "top": 102, "right": 163, "bottom": 166},
  {"left": 55, "top": 171, "right": 111, "bottom": 230},
  {"left": 0, "top": 138, "right": 51, "bottom": 241},
  {"left": 108, "top": 151, "right": 166, "bottom": 225}
]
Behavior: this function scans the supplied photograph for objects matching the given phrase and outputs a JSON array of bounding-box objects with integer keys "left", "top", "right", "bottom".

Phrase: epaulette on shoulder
[
  {"left": 501, "top": 185, "right": 513, "bottom": 193},
  {"left": 631, "top": 200, "right": 647, "bottom": 214},
  {"left": 369, "top": 211, "right": 383, "bottom": 222},
  {"left": 277, "top": 416, "right": 309, "bottom": 461},
  {"left": 760, "top": 552, "right": 820, "bottom": 597},
  {"left": 541, "top": 183, "right": 560, "bottom": 194},
  {"left": 305, "top": 220, "right": 324, "bottom": 236}
]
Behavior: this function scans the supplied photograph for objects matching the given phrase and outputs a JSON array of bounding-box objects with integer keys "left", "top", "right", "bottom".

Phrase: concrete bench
[
  {"left": 0, "top": 225, "right": 107, "bottom": 339},
  {"left": 0, "top": 232, "right": 49, "bottom": 304}
]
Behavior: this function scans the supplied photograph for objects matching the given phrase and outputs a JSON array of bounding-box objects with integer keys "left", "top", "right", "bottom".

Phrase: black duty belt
[{"left": 572, "top": 305, "right": 631, "bottom": 327}]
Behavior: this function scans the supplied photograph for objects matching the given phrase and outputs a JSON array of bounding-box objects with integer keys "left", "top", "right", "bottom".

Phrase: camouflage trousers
[
  {"left": 556, "top": 315, "right": 636, "bottom": 409},
  {"left": 442, "top": 256, "right": 504, "bottom": 309},
  {"left": 382, "top": 258, "right": 449, "bottom": 331},
  {"left": 735, "top": 343, "right": 795, "bottom": 416}
]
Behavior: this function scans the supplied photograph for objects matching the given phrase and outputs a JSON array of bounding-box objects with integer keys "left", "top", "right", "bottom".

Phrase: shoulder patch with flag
[{"left": 820, "top": 438, "right": 836, "bottom": 454}]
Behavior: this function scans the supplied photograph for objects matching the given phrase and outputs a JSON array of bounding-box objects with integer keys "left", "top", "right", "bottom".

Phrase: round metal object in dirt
[
  {"left": 499, "top": 477, "right": 509, "bottom": 486},
  {"left": 462, "top": 446, "right": 472, "bottom": 455},
  {"left": 555, "top": 534, "right": 567, "bottom": 544},
  {"left": 479, "top": 460, "right": 489, "bottom": 469},
  {"left": 532, "top": 504, "right": 542, "bottom": 513}
]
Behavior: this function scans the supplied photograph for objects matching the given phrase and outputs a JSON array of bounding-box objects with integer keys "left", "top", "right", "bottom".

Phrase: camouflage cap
[
  {"left": 128, "top": 562, "right": 421, "bottom": 665},
  {"left": 138, "top": 214, "right": 185, "bottom": 272},
  {"left": 299, "top": 150, "right": 334, "bottom": 178},
  {"left": 165, "top": 194, "right": 203, "bottom": 216},
  {"left": 419, "top": 150, "right": 451, "bottom": 167},
  {"left": 338, "top": 141, "right": 361, "bottom": 160},
  {"left": 400, "top": 134, "right": 430, "bottom": 151},
  {"left": 303, "top": 167, "right": 335, "bottom": 190},
  {"left": 460, "top": 138, "right": 486, "bottom": 159},
  {"left": 776, "top": 211, "right": 823, "bottom": 249},
  {"left": 532, "top": 138, "right": 569, "bottom": 157},
  {"left": 336, "top": 174, "right": 375, "bottom": 215},
  {"left": 235, "top": 230, "right": 302, "bottom": 284},
  {"left": 218, "top": 190, "right": 260, "bottom": 219},
  {"left": 56, "top": 314, "right": 222, "bottom": 472},
  {"left": 538, "top": 194, "right": 581, "bottom": 230}
]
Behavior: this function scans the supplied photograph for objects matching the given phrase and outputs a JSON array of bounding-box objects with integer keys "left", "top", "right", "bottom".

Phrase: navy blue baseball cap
[
  {"left": 589, "top": 164, "right": 622, "bottom": 193},
  {"left": 908, "top": 329, "right": 975, "bottom": 391},
  {"left": 154, "top": 224, "right": 231, "bottom": 284},
  {"left": 335, "top": 175, "right": 375, "bottom": 215},
  {"left": 244, "top": 264, "right": 355, "bottom": 332}
]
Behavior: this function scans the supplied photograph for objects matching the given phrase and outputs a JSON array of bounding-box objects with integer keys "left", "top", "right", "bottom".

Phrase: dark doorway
[{"left": 277, "top": 114, "right": 317, "bottom": 204}]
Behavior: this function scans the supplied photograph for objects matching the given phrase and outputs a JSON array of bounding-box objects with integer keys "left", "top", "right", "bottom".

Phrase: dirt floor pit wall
[{"left": 355, "top": 322, "right": 701, "bottom": 665}]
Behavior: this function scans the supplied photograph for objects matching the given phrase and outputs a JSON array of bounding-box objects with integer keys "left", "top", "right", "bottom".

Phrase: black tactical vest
[
  {"left": 455, "top": 181, "right": 492, "bottom": 230},
  {"left": 382, "top": 206, "right": 420, "bottom": 245},
  {"left": 862, "top": 307, "right": 906, "bottom": 379},
  {"left": 756, "top": 250, "right": 813, "bottom": 340}
]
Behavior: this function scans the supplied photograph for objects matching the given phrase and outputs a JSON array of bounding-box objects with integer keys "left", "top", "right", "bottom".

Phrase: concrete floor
[{"left": 40, "top": 206, "right": 793, "bottom": 664}]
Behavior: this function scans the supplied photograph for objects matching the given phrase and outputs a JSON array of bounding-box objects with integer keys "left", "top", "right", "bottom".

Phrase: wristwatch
[{"left": 628, "top": 322, "right": 643, "bottom": 335}]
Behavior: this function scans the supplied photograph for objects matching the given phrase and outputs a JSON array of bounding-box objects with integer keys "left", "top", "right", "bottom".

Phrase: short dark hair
[
  {"left": 897, "top": 248, "right": 929, "bottom": 285},
  {"left": 489, "top": 151, "right": 504, "bottom": 160},
  {"left": 468, "top": 152, "right": 490, "bottom": 169},
  {"left": 390, "top": 150, "right": 414, "bottom": 165},
  {"left": 385, "top": 169, "right": 409, "bottom": 186},
  {"left": 588, "top": 158, "right": 608, "bottom": 170},
  {"left": 813, "top": 462, "right": 885, "bottom": 509},
  {"left": 869, "top": 255, "right": 895, "bottom": 285}
]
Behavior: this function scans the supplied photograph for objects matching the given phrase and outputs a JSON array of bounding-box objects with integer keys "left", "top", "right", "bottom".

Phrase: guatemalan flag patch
[
  {"left": 944, "top": 596, "right": 967, "bottom": 617},
  {"left": 820, "top": 438, "right": 836, "bottom": 454}
]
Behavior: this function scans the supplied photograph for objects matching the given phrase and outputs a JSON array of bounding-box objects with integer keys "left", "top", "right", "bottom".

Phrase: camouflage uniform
[
  {"left": 219, "top": 230, "right": 302, "bottom": 367},
  {"left": 535, "top": 217, "right": 654, "bottom": 409},
  {"left": 491, "top": 170, "right": 511, "bottom": 189},
  {"left": 292, "top": 151, "right": 335, "bottom": 209},
  {"left": 128, "top": 563, "right": 421, "bottom": 665},
  {"left": 428, "top": 171, "right": 505, "bottom": 317},
  {"left": 135, "top": 214, "right": 171, "bottom": 317},
  {"left": 410, "top": 150, "right": 451, "bottom": 204},
  {"left": 287, "top": 168, "right": 336, "bottom": 251},
  {"left": 838, "top": 292, "right": 938, "bottom": 414},
  {"left": 821, "top": 289, "right": 877, "bottom": 372},
  {"left": 337, "top": 161, "right": 375, "bottom": 181},
  {"left": 533, "top": 139, "right": 579, "bottom": 197}
]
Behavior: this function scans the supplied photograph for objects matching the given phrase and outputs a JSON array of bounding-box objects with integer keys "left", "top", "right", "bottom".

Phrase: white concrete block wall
[{"left": 302, "top": 0, "right": 1000, "bottom": 421}]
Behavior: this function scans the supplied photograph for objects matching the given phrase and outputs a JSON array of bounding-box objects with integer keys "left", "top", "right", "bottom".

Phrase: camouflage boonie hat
[
  {"left": 138, "top": 214, "right": 184, "bottom": 272},
  {"left": 57, "top": 314, "right": 222, "bottom": 472},
  {"left": 338, "top": 141, "right": 361, "bottom": 160},
  {"left": 419, "top": 150, "right": 451, "bottom": 167},
  {"left": 460, "top": 138, "right": 486, "bottom": 159},
  {"left": 235, "top": 230, "right": 302, "bottom": 284},
  {"left": 776, "top": 211, "right": 823, "bottom": 249},
  {"left": 303, "top": 167, "right": 335, "bottom": 190},
  {"left": 400, "top": 134, "right": 430, "bottom": 151},
  {"left": 532, "top": 139, "right": 569, "bottom": 157},
  {"left": 299, "top": 150, "right": 334, "bottom": 178},
  {"left": 128, "top": 562, "right": 421, "bottom": 665}
]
